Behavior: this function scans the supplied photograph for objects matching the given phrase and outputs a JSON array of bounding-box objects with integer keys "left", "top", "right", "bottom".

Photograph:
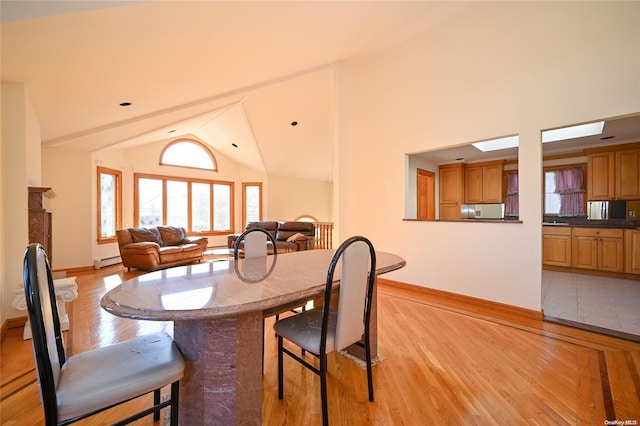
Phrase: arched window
[
  {"left": 160, "top": 139, "right": 217, "bottom": 171},
  {"left": 294, "top": 215, "right": 318, "bottom": 222}
]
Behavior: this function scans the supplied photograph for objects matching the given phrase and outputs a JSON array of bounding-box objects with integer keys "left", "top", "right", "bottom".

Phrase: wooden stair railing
[{"left": 313, "top": 222, "right": 333, "bottom": 249}]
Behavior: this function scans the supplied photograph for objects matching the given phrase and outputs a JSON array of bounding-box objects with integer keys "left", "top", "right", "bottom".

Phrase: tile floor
[{"left": 542, "top": 270, "right": 640, "bottom": 338}]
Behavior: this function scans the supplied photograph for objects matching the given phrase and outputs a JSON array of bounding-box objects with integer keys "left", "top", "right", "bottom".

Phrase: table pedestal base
[{"left": 174, "top": 312, "right": 263, "bottom": 426}]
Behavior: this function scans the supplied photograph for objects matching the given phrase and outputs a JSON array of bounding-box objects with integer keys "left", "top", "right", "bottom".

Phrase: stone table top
[{"left": 101, "top": 249, "right": 406, "bottom": 321}]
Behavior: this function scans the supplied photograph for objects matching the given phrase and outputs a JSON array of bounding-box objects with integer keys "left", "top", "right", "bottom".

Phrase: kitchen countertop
[
  {"left": 543, "top": 221, "right": 640, "bottom": 229},
  {"left": 403, "top": 218, "right": 523, "bottom": 223}
]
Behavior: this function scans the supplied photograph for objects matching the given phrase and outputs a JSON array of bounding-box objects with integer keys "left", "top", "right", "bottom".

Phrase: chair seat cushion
[
  {"left": 120, "top": 241, "right": 160, "bottom": 254},
  {"left": 56, "top": 332, "right": 184, "bottom": 422},
  {"left": 158, "top": 246, "right": 183, "bottom": 255},
  {"left": 273, "top": 307, "right": 337, "bottom": 355}
]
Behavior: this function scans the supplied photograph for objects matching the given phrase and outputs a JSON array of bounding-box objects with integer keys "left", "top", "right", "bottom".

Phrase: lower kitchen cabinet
[
  {"left": 542, "top": 226, "right": 572, "bottom": 267},
  {"left": 572, "top": 228, "right": 624, "bottom": 272},
  {"left": 625, "top": 229, "right": 640, "bottom": 274}
]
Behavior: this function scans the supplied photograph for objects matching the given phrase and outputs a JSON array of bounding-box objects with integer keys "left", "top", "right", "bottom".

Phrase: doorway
[
  {"left": 541, "top": 113, "right": 640, "bottom": 341},
  {"left": 417, "top": 168, "right": 435, "bottom": 220}
]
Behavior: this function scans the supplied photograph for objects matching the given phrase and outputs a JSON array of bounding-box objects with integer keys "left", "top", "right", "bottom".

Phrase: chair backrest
[
  {"left": 234, "top": 254, "right": 278, "bottom": 283},
  {"left": 23, "top": 243, "right": 65, "bottom": 423},
  {"left": 234, "top": 227, "right": 278, "bottom": 259},
  {"left": 322, "top": 236, "right": 376, "bottom": 352}
]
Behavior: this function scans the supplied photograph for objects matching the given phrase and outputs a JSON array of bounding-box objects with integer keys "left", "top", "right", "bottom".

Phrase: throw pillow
[{"left": 286, "top": 232, "right": 304, "bottom": 242}]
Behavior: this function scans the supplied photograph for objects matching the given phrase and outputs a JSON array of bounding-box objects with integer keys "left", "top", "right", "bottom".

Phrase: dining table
[{"left": 100, "top": 248, "right": 406, "bottom": 425}]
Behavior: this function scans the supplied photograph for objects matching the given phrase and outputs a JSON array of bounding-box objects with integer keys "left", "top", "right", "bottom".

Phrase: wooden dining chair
[
  {"left": 273, "top": 236, "right": 377, "bottom": 426},
  {"left": 23, "top": 243, "right": 185, "bottom": 426}
]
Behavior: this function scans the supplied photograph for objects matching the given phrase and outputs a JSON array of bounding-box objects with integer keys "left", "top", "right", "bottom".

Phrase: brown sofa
[
  {"left": 227, "top": 221, "right": 315, "bottom": 254},
  {"left": 116, "top": 226, "right": 208, "bottom": 271}
]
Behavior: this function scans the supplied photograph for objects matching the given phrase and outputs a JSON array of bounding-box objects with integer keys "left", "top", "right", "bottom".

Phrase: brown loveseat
[
  {"left": 227, "top": 221, "right": 315, "bottom": 254},
  {"left": 116, "top": 226, "right": 208, "bottom": 271}
]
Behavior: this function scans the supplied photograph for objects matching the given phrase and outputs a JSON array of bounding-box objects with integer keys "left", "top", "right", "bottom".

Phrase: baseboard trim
[
  {"left": 52, "top": 265, "right": 97, "bottom": 275},
  {"left": 377, "top": 278, "right": 544, "bottom": 323},
  {"left": 1, "top": 316, "right": 28, "bottom": 340}
]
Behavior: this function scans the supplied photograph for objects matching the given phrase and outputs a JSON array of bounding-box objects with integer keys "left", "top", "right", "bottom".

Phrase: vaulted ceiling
[{"left": 1, "top": 1, "right": 470, "bottom": 181}]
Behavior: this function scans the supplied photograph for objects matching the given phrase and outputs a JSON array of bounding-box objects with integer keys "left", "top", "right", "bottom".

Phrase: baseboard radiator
[{"left": 94, "top": 255, "right": 122, "bottom": 269}]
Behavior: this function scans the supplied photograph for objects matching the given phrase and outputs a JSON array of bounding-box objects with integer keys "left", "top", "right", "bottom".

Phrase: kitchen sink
[{"left": 542, "top": 222, "right": 569, "bottom": 226}]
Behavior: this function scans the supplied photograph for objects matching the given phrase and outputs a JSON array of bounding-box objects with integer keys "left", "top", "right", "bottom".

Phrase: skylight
[
  {"left": 542, "top": 121, "right": 604, "bottom": 143},
  {"left": 471, "top": 135, "right": 519, "bottom": 152}
]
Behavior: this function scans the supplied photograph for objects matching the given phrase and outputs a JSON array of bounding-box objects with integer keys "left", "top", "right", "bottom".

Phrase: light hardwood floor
[{"left": 2, "top": 263, "right": 640, "bottom": 425}]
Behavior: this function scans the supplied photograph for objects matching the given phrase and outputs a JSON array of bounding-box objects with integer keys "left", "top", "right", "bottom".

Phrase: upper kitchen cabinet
[
  {"left": 465, "top": 160, "right": 504, "bottom": 204},
  {"left": 587, "top": 151, "right": 614, "bottom": 200},
  {"left": 615, "top": 147, "right": 640, "bottom": 199},
  {"left": 439, "top": 163, "right": 465, "bottom": 220},
  {"left": 586, "top": 143, "right": 640, "bottom": 200}
]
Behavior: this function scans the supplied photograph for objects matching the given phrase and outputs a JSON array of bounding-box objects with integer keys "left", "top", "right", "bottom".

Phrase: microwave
[{"left": 587, "top": 200, "right": 626, "bottom": 220}]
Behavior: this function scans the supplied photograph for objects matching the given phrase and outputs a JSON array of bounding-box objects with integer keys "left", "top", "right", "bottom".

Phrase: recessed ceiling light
[
  {"left": 291, "top": 121, "right": 298, "bottom": 126},
  {"left": 471, "top": 135, "right": 519, "bottom": 152},
  {"left": 542, "top": 121, "right": 604, "bottom": 143},
  {"left": 232, "top": 143, "right": 238, "bottom": 148},
  {"left": 119, "top": 102, "right": 132, "bottom": 107},
  {"left": 168, "top": 129, "right": 176, "bottom": 133}
]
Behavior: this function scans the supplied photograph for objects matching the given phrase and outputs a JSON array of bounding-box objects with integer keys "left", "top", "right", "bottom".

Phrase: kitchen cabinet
[
  {"left": 587, "top": 151, "right": 614, "bottom": 200},
  {"left": 586, "top": 144, "right": 640, "bottom": 200},
  {"left": 624, "top": 229, "right": 640, "bottom": 274},
  {"left": 464, "top": 165, "right": 483, "bottom": 204},
  {"left": 542, "top": 226, "right": 572, "bottom": 267},
  {"left": 615, "top": 148, "right": 640, "bottom": 199},
  {"left": 439, "top": 163, "right": 464, "bottom": 220},
  {"left": 572, "top": 228, "right": 623, "bottom": 272},
  {"left": 464, "top": 160, "right": 504, "bottom": 203}
]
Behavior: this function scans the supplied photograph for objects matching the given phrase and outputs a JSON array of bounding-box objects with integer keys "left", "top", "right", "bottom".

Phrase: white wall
[
  {"left": 1, "top": 82, "right": 42, "bottom": 323},
  {"left": 337, "top": 1, "right": 640, "bottom": 311},
  {"left": 268, "top": 175, "right": 332, "bottom": 222},
  {"left": 42, "top": 146, "right": 92, "bottom": 270}
]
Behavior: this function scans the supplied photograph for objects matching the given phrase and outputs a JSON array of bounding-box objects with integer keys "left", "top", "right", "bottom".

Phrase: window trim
[
  {"left": 97, "top": 166, "right": 122, "bottom": 244},
  {"left": 134, "top": 172, "right": 234, "bottom": 235},
  {"left": 159, "top": 138, "right": 218, "bottom": 171},
  {"left": 242, "top": 182, "right": 262, "bottom": 227}
]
